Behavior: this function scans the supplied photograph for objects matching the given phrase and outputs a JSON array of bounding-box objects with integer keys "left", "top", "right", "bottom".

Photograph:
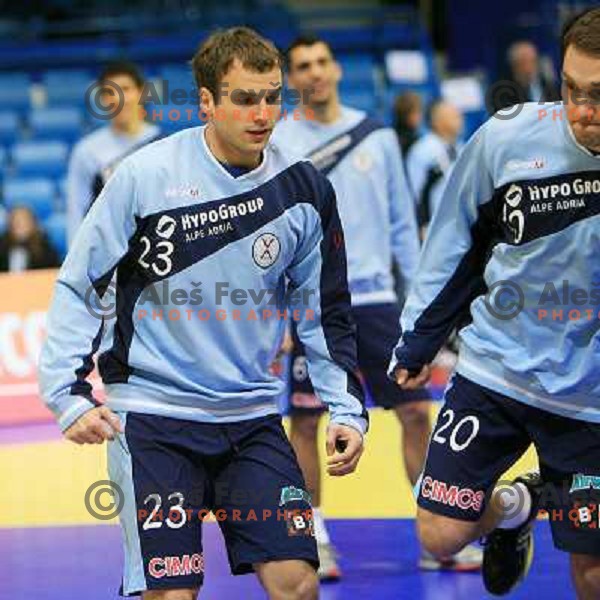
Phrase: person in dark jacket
[
  {"left": 0, "top": 206, "right": 60, "bottom": 272},
  {"left": 492, "top": 41, "right": 560, "bottom": 112}
]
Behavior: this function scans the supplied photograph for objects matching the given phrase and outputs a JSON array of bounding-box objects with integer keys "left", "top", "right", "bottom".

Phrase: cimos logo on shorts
[
  {"left": 420, "top": 476, "right": 485, "bottom": 513},
  {"left": 148, "top": 553, "right": 204, "bottom": 579}
]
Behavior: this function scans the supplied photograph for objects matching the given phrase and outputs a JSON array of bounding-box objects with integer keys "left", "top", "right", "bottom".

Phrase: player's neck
[
  {"left": 204, "top": 124, "right": 262, "bottom": 169},
  {"left": 112, "top": 118, "right": 145, "bottom": 137},
  {"left": 306, "top": 99, "right": 341, "bottom": 125},
  {"left": 434, "top": 128, "right": 456, "bottom": 145}
]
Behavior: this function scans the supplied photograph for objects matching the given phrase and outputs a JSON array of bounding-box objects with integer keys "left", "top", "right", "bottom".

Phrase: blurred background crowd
[{"left": 0, "top": 0, "right": 590, "bottom": 272}]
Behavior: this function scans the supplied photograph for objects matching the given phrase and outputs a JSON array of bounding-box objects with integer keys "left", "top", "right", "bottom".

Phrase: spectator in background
[
  {"left": 406, "top": 99, "right": 463, "bottom": 239},
  {"left": 0, "top": 206, "right": 59, "bottom": 272},
  {"left": 493, "top": 41, "right": 560, "bottom": 112},
  {"left": 393, "top": 91, "right": 424, "bottom": 158},
  {"left": 67, "top": 60, "right": 163, "bottom": 245}
]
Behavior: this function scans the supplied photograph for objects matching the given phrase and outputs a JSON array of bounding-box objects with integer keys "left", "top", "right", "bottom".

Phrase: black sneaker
[{"left": 482, "top": 472, "right": 543, "bottom": 596}]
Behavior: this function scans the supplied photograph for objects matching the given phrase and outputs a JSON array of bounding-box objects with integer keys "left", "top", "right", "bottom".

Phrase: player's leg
[
  {"left": 351, "top": 303, "right": 432, "bottom": 486},
  {"left": 107, "top": 412, "right": 206, "bottom": 598},
  {"left": 289, "top": 411, "right": 322, "bottom": 506},
  {"left": 393, "top": 399, "right": 431, "bottom": 487},
  {"left": 571, "top": 555, "right": 600, "bottom": 600},
  {"left": 288, "top": 334, "right": 339, "bottom": 580},
  {"left": 517, "top": 412, "right": 600, "bottom": 599},
  {"left": 415, "top": 374, "right": 532, "bottom": 571},
  {"left": 213, "top": 414, "right": 319, "bottom": 597},
  {"left": 254, "top": 560, "right": 318, "bottom": 600},
  {"left": 352, "top": 303, "right": 480, "bottom": 570}
]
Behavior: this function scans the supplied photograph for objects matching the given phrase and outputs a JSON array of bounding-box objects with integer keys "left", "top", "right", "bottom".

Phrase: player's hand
[
  {"left": 325, "top": 423, "right": 364, "bottom": 476},
  {"left": 64, "top": 406, "right": 123, "bottom": 445},
  {"left": 395, "top": 365, "right": 432, "bottom": 390}
]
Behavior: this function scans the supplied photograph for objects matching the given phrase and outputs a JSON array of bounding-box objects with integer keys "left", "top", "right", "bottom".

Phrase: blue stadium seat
[
  {"left": 338, "top": 56, "right": 377, "bottom": 84},
  {"left": 12, "top": 141, "right": 69, "bottom": 178},
  {"left": 44, "top": 213, "right": 67, "bottom": 259},
  {"left": 29, "top": 108, "right": 84, "bottom": 142},
  {"left": 0, "top": 111, "right": 20, "bottom": 146},
  {"left": 0, "top": 73, "right": 31, "bottom": 114},
  {"left": 146, "top": 102, "right": 202, "bottom": 133},
  {"left": 3, "top": 177, "right": 55, "bottom": 221},
  {"left": 44, "top": 70, "right": 93, "bottom": 108},
  {"left": 343, "top": 90, "right": 378, "bottom": 114},
  {"left": 0, "top": 145, "right": 7, "bottom": 172}
]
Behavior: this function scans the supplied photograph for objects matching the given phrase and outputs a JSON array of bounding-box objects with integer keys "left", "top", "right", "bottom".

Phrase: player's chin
[{"left": 574, "top": 127, "right": 600, "bottom": 151}]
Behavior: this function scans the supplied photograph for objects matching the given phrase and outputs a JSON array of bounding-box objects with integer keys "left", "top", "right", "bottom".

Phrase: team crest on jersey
[
  {"left": 353, "top": 150, "right": 373, "bottom": 172},
  {"left": 505, "top": 184, "right": 524, "bottom": 207},
  {"left": 253, "top": 233, "right": 280, "bottom": 268},
  {"left": 156, "top": 215, "right": 177, "bottom": 239}
]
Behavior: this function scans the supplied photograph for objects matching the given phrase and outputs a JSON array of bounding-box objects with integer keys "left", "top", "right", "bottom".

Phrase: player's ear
[{"left": 199, "top": 86, "right": 214, "bottom": 117}]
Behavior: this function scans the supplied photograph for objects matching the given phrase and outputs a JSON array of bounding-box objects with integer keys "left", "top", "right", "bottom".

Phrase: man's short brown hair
[
  {"left": 191, "top": 27, "right": 283, "bottom": 97},
  {"left": 562, "top": 7, "right": 600, "bottom": 60}
]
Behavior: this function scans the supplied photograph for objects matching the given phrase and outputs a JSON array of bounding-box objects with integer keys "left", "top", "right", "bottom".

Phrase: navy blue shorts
[
  {"left": 418, "top": 373, "right": 600, "bottom": 556},
  {"left": 289, "top": 303, "right": 431, "bottom": 412},
  {"left": 107, "top": 413, "right": 318, "bottom": 596}
]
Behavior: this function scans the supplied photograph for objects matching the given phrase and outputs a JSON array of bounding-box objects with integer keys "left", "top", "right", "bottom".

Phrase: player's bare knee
[
  {"left": 395, "top": 401, "right": 431, "bottom": 429},
  {"left": 417, "top": 508, "right": 476, "bottom": 558},
  {"left": 290, "top": 411, "right": 320, "bottom": 440},
  {"left": 258, "top": 561, "right": 318, "bottom": 600},
  {"left": 142, "top": 588, "right": 198, "bottom": 600},
  {"left": 572, "top": 554, "right": 600, "bottom": 595},
  {"left": 278, "top": 567, "right": 318, "bottom": 600}
]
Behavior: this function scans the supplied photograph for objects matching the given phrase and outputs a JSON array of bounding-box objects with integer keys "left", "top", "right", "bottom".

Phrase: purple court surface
[{"left": 3, "top": 519, "right": 574, "bottom": 599}]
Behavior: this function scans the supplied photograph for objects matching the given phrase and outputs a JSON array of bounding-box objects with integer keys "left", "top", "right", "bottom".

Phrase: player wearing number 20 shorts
[
  {"left": 391, "top": 8, "right": 600, "bottom": 598},
  {"left": 39, "top": 28, "right": 368, "bottom": 599}
]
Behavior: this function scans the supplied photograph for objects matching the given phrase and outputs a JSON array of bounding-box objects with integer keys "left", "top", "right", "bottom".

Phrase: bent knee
[
  {"left": 395, "top": 401, "right": 431, "bottom": 426},
  {"left": 417, "top": 507, "right": 479, "bottom": 558},
  {"left": 259, "top": 562, "right": 318, "bottom": 600},
  {"left": 290, "top": 411, "right": 321, "bottom": 439},
  {"left": 572, "top": 554, "right": 600, "bottom": 594},
  {"left": 290, "top": 570, "right": 319, "bottom": 600}
]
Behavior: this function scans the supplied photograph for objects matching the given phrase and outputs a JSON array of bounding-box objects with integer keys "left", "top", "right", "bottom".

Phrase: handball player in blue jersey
[
  {"left": 40, "top": 27, "right": 367, "bottom": 599},
  {"left": 67, "top": 61, "right": 163, "bottom": 245},
  {"left": 273, "top": 35, "right": 482, "bottom": 576},
  {"left": 391, "top": 8, "right": 600, "bottom": 597}
]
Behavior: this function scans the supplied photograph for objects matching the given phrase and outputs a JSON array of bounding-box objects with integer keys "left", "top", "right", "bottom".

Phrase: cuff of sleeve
[
  {"left": 388, "top": 345, "right": 424, "bottom": 379},
  {"left": 49, "top": 396, "right": 98, "bottom": 432},
  {"left": 330, "top": 414, "right": 368, "bottom": 437},
  {"left": 387, "top": 353, "right": 399, "bottom": 380}
]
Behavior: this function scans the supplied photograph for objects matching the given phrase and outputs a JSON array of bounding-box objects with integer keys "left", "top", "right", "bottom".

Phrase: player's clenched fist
[
  {"left": 395, "top": 364, "right": 431, "bottom": 390},
  {"left": 325, "top": 423, "right": 364, "bottom": 476},
  {"left": 64, "top": 406, "right": 123, "bottom": 445}
]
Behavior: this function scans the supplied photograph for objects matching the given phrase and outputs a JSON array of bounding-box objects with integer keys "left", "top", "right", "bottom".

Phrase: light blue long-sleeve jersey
[
  {"left": 390, "top": 103, "right": 600, "bottom": 422},
  {"left": 67, "top": 123, "right": 162, "bottom": 245},
  {"left": 40, "top": 126, "right": 368, "bottom": 434},
  {"left": 406, "top": 131, "right": 459, "bottom": 227},
  {"left": 272, "top": 106, "right": 420, "bottom": 305}
]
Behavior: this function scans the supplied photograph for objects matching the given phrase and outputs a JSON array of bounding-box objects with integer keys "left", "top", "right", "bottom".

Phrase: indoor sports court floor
[{"left": 1, "top": 410, "right": 574, "bottom": 599}]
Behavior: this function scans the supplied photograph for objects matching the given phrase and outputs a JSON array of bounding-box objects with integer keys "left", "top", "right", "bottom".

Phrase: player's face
[
  {"left": 202, "top": 59, "right": 281, "bottom": 165},
  {"left": 562, "top": 46, "right": 600, "bottom": 152},
  {"left": 9, "top": 207, "right": 36, "bottom": 242},
  {"left": 102, "top": 74, "right": 144, "bottom": 127},
  {"left": 287, "top": 43, "right": 341, "bottom": 107}
]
